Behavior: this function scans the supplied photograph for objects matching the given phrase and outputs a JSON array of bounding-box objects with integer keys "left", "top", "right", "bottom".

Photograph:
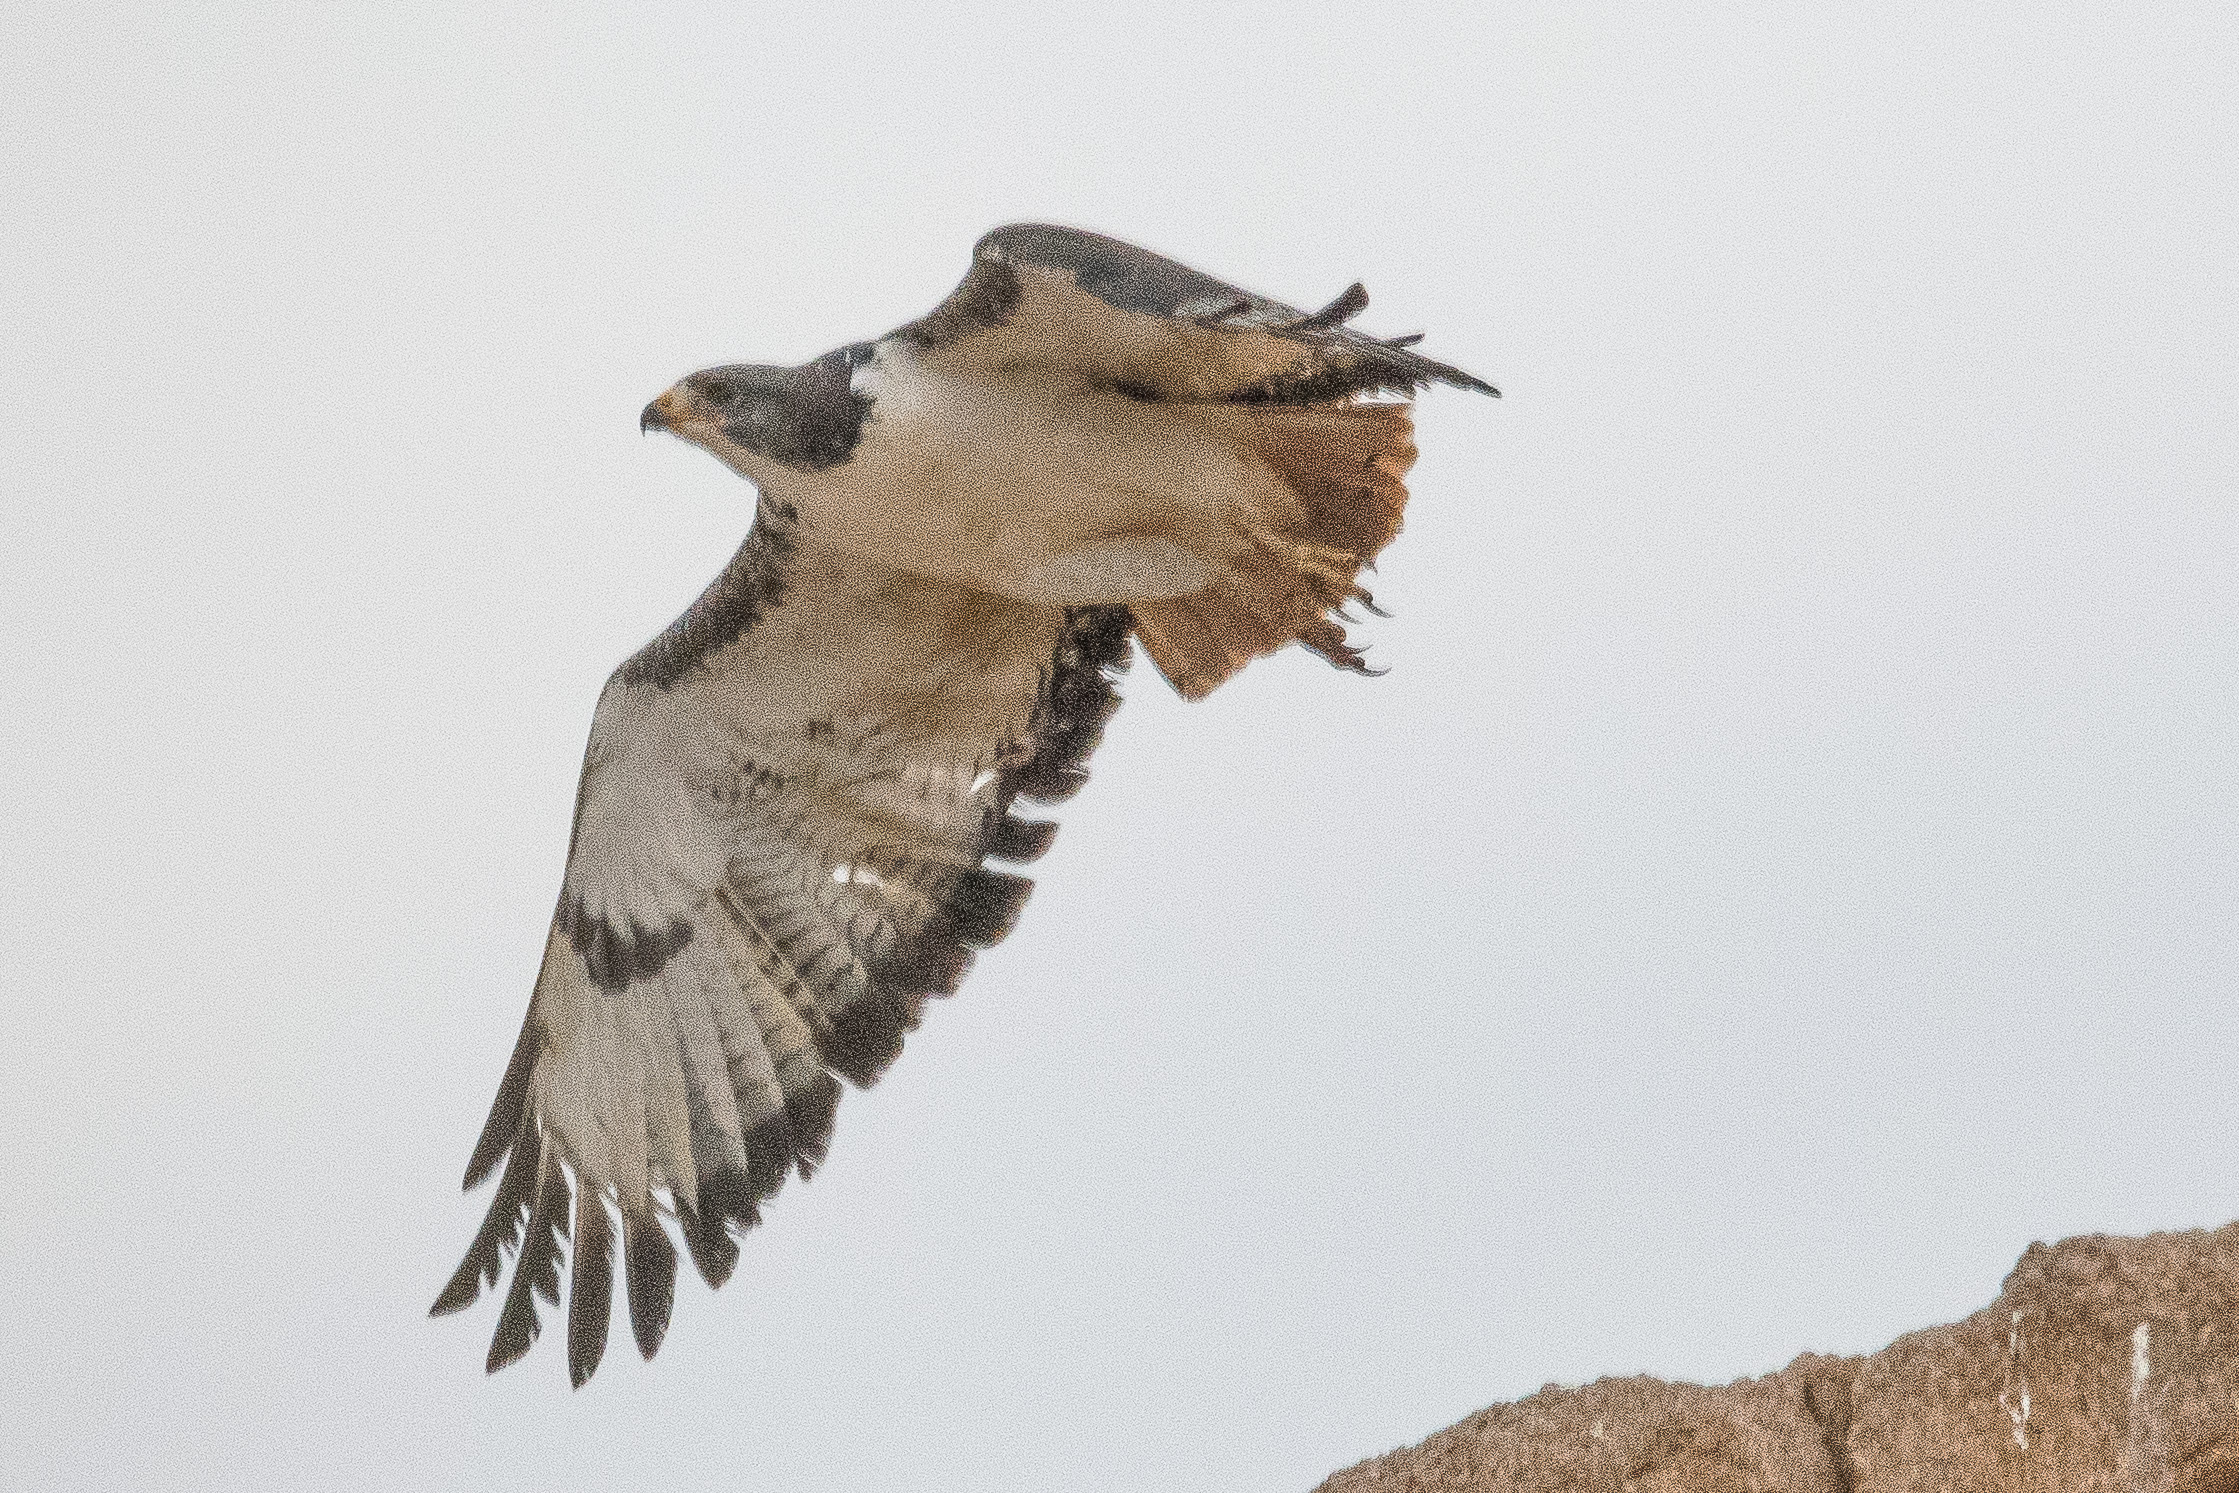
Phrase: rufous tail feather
[{"left": 1135, "top": 401, "right": 1416, "bottom": 700}]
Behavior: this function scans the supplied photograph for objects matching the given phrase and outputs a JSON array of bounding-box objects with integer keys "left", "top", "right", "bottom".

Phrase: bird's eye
[{"left": 702, "top": 384, "right": 735, "bottom": 407}]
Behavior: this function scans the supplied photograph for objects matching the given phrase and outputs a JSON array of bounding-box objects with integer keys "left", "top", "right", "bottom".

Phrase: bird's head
[
  {"left": 641, "top": 348, "right": 871, "bottom": 478},
  {"left": 641, "top": 363, "right": 794, "bottom": 476}
]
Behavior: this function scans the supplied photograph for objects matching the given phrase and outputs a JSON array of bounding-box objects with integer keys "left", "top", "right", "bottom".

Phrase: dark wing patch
[
  {"left": 556, "top": 896, "right": 695, "bottom": 993},
  {"left": 981, "top": 223, "right": 1255, "bottom": 323},
  {"left": 621, "top": 498, "right": 799, "bottom": 691},
  {"left": 435, "top": 527, "right": 1136, "bottom": 1385},
  {"left": 892, "top": 256, "right": 1024, "bottom": 354},
  {"left": 893, "top": 222, "right": 1496, "bottom": 405},
  {"left": 1008, "top": 604, "right": 1131, "bottom": 803}
]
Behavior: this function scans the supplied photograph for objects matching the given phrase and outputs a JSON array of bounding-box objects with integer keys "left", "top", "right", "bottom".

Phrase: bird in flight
[{"left": 432, "top": 224, "right": 1494, "bottom": 1384}]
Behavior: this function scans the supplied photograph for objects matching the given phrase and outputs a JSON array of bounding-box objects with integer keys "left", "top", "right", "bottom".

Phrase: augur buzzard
[{"left": 432, "top": 224, "right": 1494, "bottom": 1383}]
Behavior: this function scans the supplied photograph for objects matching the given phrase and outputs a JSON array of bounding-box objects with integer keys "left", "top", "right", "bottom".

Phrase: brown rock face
[{"left": 1316, "top": 1224, "right": 2239, "bottom": 1493}]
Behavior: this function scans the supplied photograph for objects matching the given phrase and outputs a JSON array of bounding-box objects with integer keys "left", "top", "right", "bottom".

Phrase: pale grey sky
[{"left": 5, "top": 3, "right": 2235, "bottom": 1490}]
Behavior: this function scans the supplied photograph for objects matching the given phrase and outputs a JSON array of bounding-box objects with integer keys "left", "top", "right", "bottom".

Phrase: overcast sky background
[{"left": 5, "top": 3, "right": 2235, "bottom": 1489}]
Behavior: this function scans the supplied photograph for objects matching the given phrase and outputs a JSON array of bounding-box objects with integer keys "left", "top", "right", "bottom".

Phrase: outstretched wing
[
  {"left": 892, "top": 222, "right": 1497, "bottom": 404},
  {"left": 432, "top": 497, "right": 1131, "bottom": 1384}
]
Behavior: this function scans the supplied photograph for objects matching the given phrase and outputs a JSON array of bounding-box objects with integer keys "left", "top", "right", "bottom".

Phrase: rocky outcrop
[{"left": 1316, "top": 1224, "right": 2239, "bottom": 1492}]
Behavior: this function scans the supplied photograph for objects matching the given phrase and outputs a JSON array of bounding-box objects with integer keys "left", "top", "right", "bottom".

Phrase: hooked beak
[{"left": 640, "top": 389, "right": 683, "bottom": 434}]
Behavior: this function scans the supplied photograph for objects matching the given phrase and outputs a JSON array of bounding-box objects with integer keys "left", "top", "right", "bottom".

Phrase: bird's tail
[{"left": 1133, "top": 401, "right": 1416, "bottom": 700}]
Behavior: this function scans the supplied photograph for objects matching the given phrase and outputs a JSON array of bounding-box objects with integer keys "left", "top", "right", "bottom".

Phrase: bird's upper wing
[
  {"left": 891, "top": 222, "right": 1496, "bottom": 404},
  {"left": 432, "top": 498, "right": 1131, "bottom": 1384}
]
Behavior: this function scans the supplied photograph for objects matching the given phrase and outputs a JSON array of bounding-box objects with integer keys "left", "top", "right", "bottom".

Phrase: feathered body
[{"left": 434, "top": 224, "right": 1493, "bottom": 1383}]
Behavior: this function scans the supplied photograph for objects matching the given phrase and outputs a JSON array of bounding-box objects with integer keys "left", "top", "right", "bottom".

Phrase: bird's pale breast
[{"left": 769, "top": 345, "right": 1281, "bottom": 603}]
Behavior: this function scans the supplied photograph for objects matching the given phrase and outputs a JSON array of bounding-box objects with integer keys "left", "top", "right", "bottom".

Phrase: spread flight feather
[{"left": 434, "top": 224, "right": 1491, "bottom": 1383}]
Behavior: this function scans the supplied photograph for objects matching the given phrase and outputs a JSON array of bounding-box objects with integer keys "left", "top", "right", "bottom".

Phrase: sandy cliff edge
[{"left": 1316, "top": 1223, "right": 2239, "bottom": 1492}]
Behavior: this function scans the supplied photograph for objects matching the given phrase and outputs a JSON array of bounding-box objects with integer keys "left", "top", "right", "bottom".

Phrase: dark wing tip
[
  {"left": 433, "top": 1128, "right": 540, "bottom": 1317},
  {"left": 986, "top": 814, "right": 1059, "bottom": 863},
  {"left": 785, "top": 1072, "right": 842, "bottom": 1178},
  {"left": 943, "top": 868, "right": 1035, "bottom": 948},
  {"left": 1009, "top": 762, "right": 1093, "bottom": 804},
  {"left": 1388, "top": 343, "right": 1497, "bottom": 399},
  {"left": 623, "top": 1211, "right": 678, "bottom": 1362},
  {"left": 429, "top": 1277, "right": 478, "bottom": 1318},
  {"left": 461, "top": 1014, "right": 541, "bottom": 1189},
  {"left": 567, "top": 1189, "right": 615, "bottom": 1388},
  {"left": 486, "top": 1324, "right": 532, "bottom": 1375},
  {"left": 678, "top": 1203, "right": 743, "bottom": 1290},
  {"left": 1293, "top": 282, "right": 1369, "bottom": 331},
  {"left": 1417, "top": 357, "right": 1499, "bottom": 398},
  {"left": 822, "top": 991, "right": 922, "bottom": 1088},
  {"left": 677, "top": 1113, "right": 801, "bottom": 1288},
  {"left": 486, "top": 1156, "right": 570, "bottom": 1374}
]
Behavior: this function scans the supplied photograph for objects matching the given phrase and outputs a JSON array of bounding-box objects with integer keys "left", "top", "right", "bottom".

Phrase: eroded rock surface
[{"left": 1317, "top": 1224, "right": 2239, "bottom": 1493}]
